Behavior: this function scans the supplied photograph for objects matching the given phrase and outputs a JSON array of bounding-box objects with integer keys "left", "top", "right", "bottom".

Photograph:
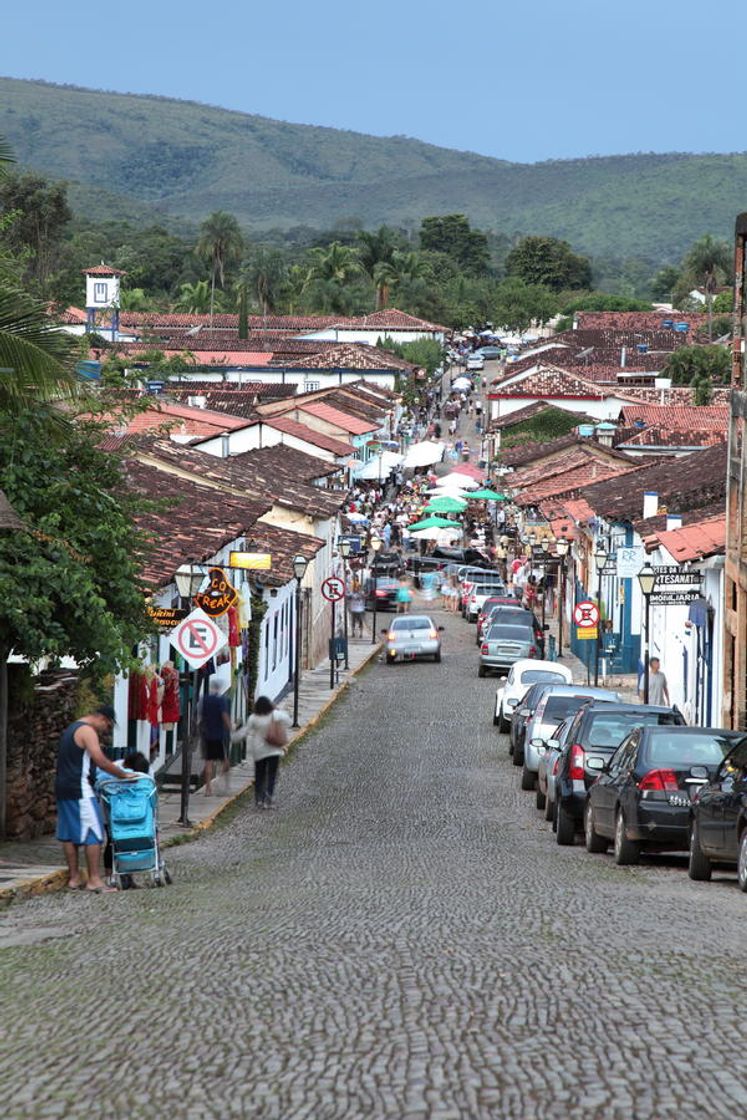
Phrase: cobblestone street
[{"left": 3, "top": 611, "right": 747, "bottom": 1119}]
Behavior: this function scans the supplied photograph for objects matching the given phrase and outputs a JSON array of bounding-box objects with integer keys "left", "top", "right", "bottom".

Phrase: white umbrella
[
  {"left": 410, "top": 525, "right": 463, "bottom": 542},
  {"left": 403, "top": 440, "right": 445, "bottom": 469},
  {"left": 439, "top": 471, "right": 480, "bottom": 490},
  {"left": 355, "top": 451, "right": 403, "bottom": 480},
  {"left": 451, "top": 376, "right": 472, "bottom": 391}
]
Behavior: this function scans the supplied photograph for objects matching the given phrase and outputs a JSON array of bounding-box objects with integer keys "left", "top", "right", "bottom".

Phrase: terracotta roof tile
[
  {"left": 619, "top": 404, "right": 728, "bottom": 431},
  {"left": 264, "top": 416, "right": 354, "bottom": 456},
  {"left": 299, "top": 401, "right": 378, "bottom": 435},
  {"left": 644, "top": 514, "right": 726, "bottom": 562}
]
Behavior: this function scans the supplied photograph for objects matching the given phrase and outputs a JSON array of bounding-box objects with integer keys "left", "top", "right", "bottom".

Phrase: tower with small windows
[{"left": 83, "top": 263, "right": 125, "bottom": 340}]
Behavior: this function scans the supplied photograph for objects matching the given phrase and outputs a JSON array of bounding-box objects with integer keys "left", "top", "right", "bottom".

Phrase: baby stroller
[{"left": 99, "top": 775, "right": 171, "bottom": 888}]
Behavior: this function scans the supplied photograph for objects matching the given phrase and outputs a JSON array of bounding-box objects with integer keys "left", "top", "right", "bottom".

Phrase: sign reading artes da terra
[{"left": 193, "top": 567, "right": 239, "bottom": 618}]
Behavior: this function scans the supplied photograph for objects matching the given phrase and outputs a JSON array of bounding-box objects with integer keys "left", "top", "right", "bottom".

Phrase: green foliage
[
  {"left": 558, "top": 291, "right": 651, "bottom": 314},
  {"left": 0, "top": 406, "right": 149, "bottom": 673},
  {"left": 240, "top": 247, "right": 288, "bottom": 315},
  {"left": 419, "top": 215, "right": 490, "bottom": 275},
  {"left": 650, "top": 265, "right": 681, "bottom": 301},
  {"left": 663, "top": 344, "right": 730, "bottom": 386},
  {"left": 501, "top": 407, "right": 581, "bottom": 449},
  {"left": 0, "top": 283, "right": 77, "bottom": 414},
  {"left": 0, "top": 171, "right": 72, "bottom": 292},
  {"left": 380, "top": 336, "right": 442, "bottom": 374},
  {"left": 493, "top": 277, "right": 557, "bottom": 334},
  {"left": 713, "top": 290, "right": 733, "bottom": 313},
  {"left": 506, "top": 236, "right": 592, "bottom": 291}
]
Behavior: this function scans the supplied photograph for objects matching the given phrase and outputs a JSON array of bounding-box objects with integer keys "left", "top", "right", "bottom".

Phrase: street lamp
[
  {"left": 173, "top": 562, "right": 206, "bottom": 826},
  {"left": 594, "top": 541, "right": 607, "bottom": 687},
  {"left": 370, "top": 533, "right": 383, "bottom": 644},
  {"left": 637, "top": 562, "right": 657, "bottom": 704},
  {"left": 556, "top": 535, "right": 570, "bottom": 658},
  {"left": 292, "top": 553, "right": 308, "bottom": 727},
  {"left": 528, "top": 530, "right": 537, "bottom": 547},
  {"left": 340, "top": 538, "right": 351, "bottom": 670}
]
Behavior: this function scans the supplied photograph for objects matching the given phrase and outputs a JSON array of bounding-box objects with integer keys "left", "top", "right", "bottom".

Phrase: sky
[{"left": 1, "top": 0, "right": 743, "bottom": 164}]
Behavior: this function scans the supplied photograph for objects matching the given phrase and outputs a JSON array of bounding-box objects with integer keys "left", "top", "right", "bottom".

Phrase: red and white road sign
[
  {"left": 573, "top": 600, "right": 600, "bottom": 628},
  {"left": 321, "top": 576, "right": 345, "bottom": 602},
  {"left": 171, "top": 606, "right": 227, "bottom": 670}
]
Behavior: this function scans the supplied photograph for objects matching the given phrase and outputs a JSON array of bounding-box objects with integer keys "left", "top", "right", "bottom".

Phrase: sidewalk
[{"left": 0, "top": 633, "right": 381, "bottom": 904}]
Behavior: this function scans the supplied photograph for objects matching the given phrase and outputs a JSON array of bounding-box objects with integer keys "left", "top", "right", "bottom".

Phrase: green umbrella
[
  {"left": 408, "top": 515, "right": 458, "bottom": 531},
  {"left": 469, "top": 488, "right": 507, "bottom": 501},
  {"left": 424, "top": 495, "right": 468, "bottom": 514}
]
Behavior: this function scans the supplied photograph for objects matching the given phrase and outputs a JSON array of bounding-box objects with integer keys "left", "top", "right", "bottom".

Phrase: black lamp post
[
  {"left": 556, "top": 535, "right": 570, "bottom": 658},
  {"left": 594, "top": 541, "right": 607, "bottom": 687},
  {"left": 540, "top": 536, "right": 551, "bottom": 633},
  {"left": 370, "top": 532, "right": 383, "bottom": 644},
  {"left": 292, "top": 553, "right": 308, "bottom": 727},
  {"left": 174, "top": 561, "right": 207, "bottom": 827},
  {"left": 637, "top": 562, "right": 657, "bottom": 704},
  {"left": 340, "top": 538, "right": 351, "bottom": 669}
]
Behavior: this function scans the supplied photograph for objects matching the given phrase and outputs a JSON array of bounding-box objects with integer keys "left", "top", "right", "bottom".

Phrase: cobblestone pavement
[{"left": 3, "top": 610, "right": 747, "bottom": 1119}]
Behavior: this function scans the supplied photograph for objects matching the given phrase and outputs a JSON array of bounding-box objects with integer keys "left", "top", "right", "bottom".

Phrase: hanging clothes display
[
  {"left": 160, "top": 661, "right": 181, "bottom": 726},
  {"left": 127, "top": 669, "right": 149, "bottom": 721}
]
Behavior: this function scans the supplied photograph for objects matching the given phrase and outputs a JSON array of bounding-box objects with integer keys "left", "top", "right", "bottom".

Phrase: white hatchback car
[
  {"left": 385, "top": 615, "right": 444, "bottom": 664},
  {"left": 493, "top": 659, "right": 573, "bottom": 731}
]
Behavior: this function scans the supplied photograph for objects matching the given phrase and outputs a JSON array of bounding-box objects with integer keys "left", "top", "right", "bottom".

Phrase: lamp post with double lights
[
  {"left": 370, "top": 532, "right": 383, "bottom": 643},
  {"left": 593, "top": 540, "right": 607, "bottom": 687},
  {"left": 540, "top": 536, "right": 551, "bottom": 632},
  {"left": 637, "top": 562, "right": 657, "bottom": 704},
  {"left": 556, "top": 535, "right": 570, "bottom": 658},
  {"left": 174, "top": 561, "right": 207, "bottom": 827},
  {"left": 340, "top": 538, "right": 351, "bottom": 669},
  {"left": 291, "top": 553, "right": 308, "bottom": 727}
]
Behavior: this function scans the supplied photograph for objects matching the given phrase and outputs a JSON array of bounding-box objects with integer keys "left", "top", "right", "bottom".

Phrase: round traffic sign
[
  {"left": 573, "top": 600, "right": 599, "bottom": 628},
  {"left": 322, "top": 576, "right": 345, "bottom": 602}
]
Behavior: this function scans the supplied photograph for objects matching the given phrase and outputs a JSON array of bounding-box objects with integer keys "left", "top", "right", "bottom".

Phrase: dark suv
[
  {"left": 553, "top": 702, "right": 686, "bottom": 845},
  {"left": 689, "top": 735, "right": 747, "bottom": 888}
]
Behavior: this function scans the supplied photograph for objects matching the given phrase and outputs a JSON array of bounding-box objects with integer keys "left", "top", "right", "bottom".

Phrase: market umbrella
[
  {"left": 424, "top": 495, "right": 468, "bottom": 514},
  {"left": 468, "top": 488, "right": 508, "bottom": 501},
  {"left": 402, "top": 440, "right": 446, "bottom": 469},
  {"left": 408, "top": 515, "right": 459, "bottom": 531},
  {"left": 438, "top": 471, "right": 480, "bottom": 490},
  {"left": 409, "top": 525, "right": 463, "bottom": 542}
]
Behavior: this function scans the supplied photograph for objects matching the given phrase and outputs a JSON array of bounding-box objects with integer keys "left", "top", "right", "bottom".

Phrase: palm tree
[
  {"left": 241, "top": 249, "right": 288, "bottom": 317},
  {"left": 305, "top": 242, "right": 363, "bottom": 315},
  {"left": 683, "top": 235, "right": 732, "bottom": 340},
  {"left": 173, "top": 279, "right": 213, "bottom": 314},
  {"left": 0, "top": 286, "right": 76, "bottom": 418},
  {"left": 373, "top": 251, "right": 430, "bottom": 310},
  {"left": 283, "top": 264, "right": 311, "bottom": 314},
  {"left": 196, "top": 211, "right": 244, "bottom": 326},
  {"left": 357, "top": 227, "right": 400, "bottom": 279}
]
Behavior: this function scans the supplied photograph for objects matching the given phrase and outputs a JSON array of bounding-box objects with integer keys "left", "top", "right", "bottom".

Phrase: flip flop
[
  {"left": 67, "top": 883, "right": 83, "bottom": 892},
  {"left": 85, "top": 885, "right": 118, "bottom": 894}
]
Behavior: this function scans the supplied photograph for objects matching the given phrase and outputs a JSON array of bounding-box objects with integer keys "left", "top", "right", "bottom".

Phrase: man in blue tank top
[{"left": 55, "top": 705, "right": 134, "bottom": 893}]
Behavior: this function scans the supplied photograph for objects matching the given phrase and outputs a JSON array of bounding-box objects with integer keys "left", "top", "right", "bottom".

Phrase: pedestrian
[
  {"left": 641, "top": 656, "right": 670, "bottom": 706},
  {"left": 200, "top": 679, "right": 231, "bottom": 796},
  {"left": 55, "top": 704, "right": 135, "bottom": 893},
  {"left": 349, "top": 578, "right": 366, "bottom": 637},
  {"left": 396, "top": 576, "right": 413, "bottom": 614},
  {"left": 233, "top": 697, "right": 292, "bottom": 809}
]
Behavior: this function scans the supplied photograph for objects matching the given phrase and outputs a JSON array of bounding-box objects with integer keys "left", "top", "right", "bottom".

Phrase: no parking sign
[{"left": 171, "top": 607, "right": 227, "bottom": 670}]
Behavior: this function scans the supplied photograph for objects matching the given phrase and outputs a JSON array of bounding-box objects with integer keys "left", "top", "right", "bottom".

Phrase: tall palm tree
[
  {"left": 305, "top": 242, "right": 363, "bottom": 315},
  {"left": 241, "top": 249, "right": 288, "bottom": 317},
  {"left": 357, "top": 227, "right": 399, "bottom": 280},
  {"left": 196, "top": 211, "right": 244, "bottom": 327},
  {"left": 173, "top": 279, "right": 213, "bottom": 314},
  {"left": 683, "top": 235, "right": 732, "bottom": 340}
]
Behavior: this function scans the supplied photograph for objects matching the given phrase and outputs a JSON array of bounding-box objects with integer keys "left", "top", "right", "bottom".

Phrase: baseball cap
[{"left": 95, "top": 704, "right": 117, "bottom": 725}]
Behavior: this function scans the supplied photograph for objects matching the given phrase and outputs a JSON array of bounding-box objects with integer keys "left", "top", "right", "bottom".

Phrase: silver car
[
  {"left": 479, "top": 622, "right": 537, "bottom": 677},
  {"left": 520, "top": 685, "right": 620, "bottom": 791},
  {"left": 385, "top": 615, "right": 443, "bottom": 664},
  {"left": 536, "top": 715, "right": 575, "bottom": 822}
]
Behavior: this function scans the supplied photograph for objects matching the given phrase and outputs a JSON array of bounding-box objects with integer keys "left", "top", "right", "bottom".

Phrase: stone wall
[{"left": 6, "top": 670, "right": 79, "bottom": 840}]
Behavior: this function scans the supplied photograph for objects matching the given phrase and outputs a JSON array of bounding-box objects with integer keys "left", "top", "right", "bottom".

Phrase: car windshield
[
  {"left": 644, "top": 732, "right": 737, "bottom": 768},
  {"left": 488, "top": 625, "right": 531, "bottom": 640},
  {"left": 391, "top": 617, "right": 431, "bottom": 631},
  {"left": 520, "top": 670, "right": 567, "bottom": 685},
  {"left": 474, "top": 585, "right": 503, "bottom": 596},
  {"left": 587, "top": 710, "right": 681, "bottom": 748}
]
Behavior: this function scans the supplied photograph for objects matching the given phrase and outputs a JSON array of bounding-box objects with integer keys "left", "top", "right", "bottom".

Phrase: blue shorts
[{"left": 56, "top": 798, "right": 105, "bottom": 845}]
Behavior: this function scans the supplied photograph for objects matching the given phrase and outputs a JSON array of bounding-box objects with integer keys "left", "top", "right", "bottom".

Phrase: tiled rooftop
[
  {"left": 644, "top": 514, "right": 726, "bottom": 562},
  {"left": 263, "top": 416, "right": 354, "bottom": 456}
]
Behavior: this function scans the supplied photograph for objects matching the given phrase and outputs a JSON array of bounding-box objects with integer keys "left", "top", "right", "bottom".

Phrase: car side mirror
[
  {"left": 546, "top": 739, "right": 559, "bottom": 750},
  {"left": 519, "top": 708, "right": 530, "bottom": 717},
  {"left": 506, "top": 697, "right": 519, "bottom": 708},
  {"left": 543, "top": 624, "right": 550, "bottom": 631},
  {"left": 586, "top": 757, "right": 606, "bottom": 772},
  {"left": 438, "top": 625, "right": 445, "bottom": 631},
  {"left": 530, "top": 737, "right": 545, "bottom": 748}
]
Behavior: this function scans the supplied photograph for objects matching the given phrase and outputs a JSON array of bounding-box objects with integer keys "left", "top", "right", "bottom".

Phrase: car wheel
[
  {"left": 688, "top": 820, "right": 712, "bottom": 881},
  {"left": 556, "top": 800, "right": 575, "bottom": 845},
  {"left": 544, "top": 793, "right": 554, "bottom": 822},
  {"left": 512, "top": 745, "right": 523, "bottom": 767},
  {"left": 552, "top": 798, "right": 558, "bottom": 833},
  {"left": 613, "top": 809, "right": 640, "bottom": 865},
  {"left": 493, "top": 707, "right": 501, "bottom": 727},
  {"left": 521, "top": 764, "right": 536, "bottom": 791},
  {"left": 536, "top": 784, "right": 546, "bottom": 811},
  {"left": 434, "top": 650, "right": 441, "bottom": 663},
  {"left": 584, "top": 801, "right": 608, "bottom": 853},
  {"left": 738, "top": 830, "right": 747, "bottom": 893},
  {"left": 478, "top": 665, "right": 487, "bottom": 678}
]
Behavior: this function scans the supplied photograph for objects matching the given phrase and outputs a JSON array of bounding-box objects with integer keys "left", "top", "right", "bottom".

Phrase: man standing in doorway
[
  {"left": 641, "top": 656, "right": 670, "bottom": 706},
  {"left": 56, "top": 705, "right": 133, "bottom": 893}
]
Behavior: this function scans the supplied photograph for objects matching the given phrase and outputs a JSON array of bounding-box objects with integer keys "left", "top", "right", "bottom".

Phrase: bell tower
[{"left": 83, "top": 263, "right": 125, "bottom": 341}]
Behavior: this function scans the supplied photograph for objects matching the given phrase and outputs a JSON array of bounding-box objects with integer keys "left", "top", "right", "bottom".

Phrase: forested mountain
[{"left": 1, "top": 76, "right": 745, "bottom": 262}]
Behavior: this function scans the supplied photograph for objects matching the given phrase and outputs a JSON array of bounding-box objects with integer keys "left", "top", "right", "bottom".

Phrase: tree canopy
[{"left": 505, "top": 236, "right": 592, "bottom": 292}]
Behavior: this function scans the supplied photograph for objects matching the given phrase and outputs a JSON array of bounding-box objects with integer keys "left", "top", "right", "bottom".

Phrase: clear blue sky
[{"left": 2, "top": 0, "right": 741, "bottom": 163}]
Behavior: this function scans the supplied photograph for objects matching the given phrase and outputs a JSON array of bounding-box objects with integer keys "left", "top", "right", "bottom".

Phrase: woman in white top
[{"left": 233, "top": 696, "right": 292, "bottom": 809}]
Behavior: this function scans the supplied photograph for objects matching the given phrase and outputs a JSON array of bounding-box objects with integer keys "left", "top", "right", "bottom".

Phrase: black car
[
  {"left": 689, "top": 734, "right": 747, "bottom": 887},
  {"left": 585, "top": 726, "right": 742, "bottom": 864},
  {"left": 373, "top": 552, "right": 404, "bottom": 577},
  {"left": 510, "top": 681, "right": 553, "bottom": 761},
  {"left": 404, "top": 555, "right": 445, "bottom": 588},
  {"left": 553, "top": 702, "right": 686, "bottom": 845},
  {"left": 432, "top": 546, "right": 491, "bottom": 567},
  {"left": 364, "top": 576, "right": 400, "bottom": 611}
]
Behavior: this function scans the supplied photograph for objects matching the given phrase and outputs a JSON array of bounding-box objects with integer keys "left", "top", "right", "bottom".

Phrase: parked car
[
  {"left": 510, "top": 681, "right": 553, "bottom": 760},
  {"left": 537, "top": 716, "right": 576, "bottom": 822},
  {"left": 465, "top": 582, "right": 508, "bottom": 623},
  {"left": 404, "top": 555, "right": 446, "bottom": 588},
  {"left": 374, "top": 551, "right": 404, "bottom": 576},
  {"left": 477, "top": 596, "right": 525, "bottom": 643},
  {"left": 521, "top": 686, "right": 620, "bottom": 789},
  {"left": 480, "top": 604, "right": 545, "bottom": 653},
  {"left": 479, "top": 622, "right": 537, "bottom": 677},
  {"left": 466, "top": 355, "right": 484, "bottom": 371},
  {"left": 478, "top": 345, "right": 502, "bottom": 360},
  {"left": 585, "top": 726, "right": 743, "bottom": 865},
  {"left": 552, "top": 702, "right": 685, "bottom": 845},
  {"left": 688, "top": 734, "right": 747, "bottom": 886},
  {"left": 460, "top": 572, "right": 504, "bottom": 615},
  {"left": 364, "top": 576, "right": 400, "bottom": 611},
  {"left": 384, "top": 615, "right": 444, "bottom": 664},
  {"left": 494, "top": 659, "right": 572, "bottom": 730},
  {"left": 432, "top": 547, "right": 491, "bottom": 567}
]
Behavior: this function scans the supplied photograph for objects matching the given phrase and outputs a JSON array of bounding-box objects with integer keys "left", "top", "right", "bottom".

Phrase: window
[
  {"left": 304, "top": 380, "right": 320, "bottom": 392},
  {"left": 644, "top": 732, "right": 736, "bottom": 769},
  {"left": 94, "top": 282, "right": 108, "bottom": 303},
  {"left": 520, "top": 670, "right": 567, "bottom": 686},
  {"left": 392, "top": 617, "right": 431, "bottom": 630}
]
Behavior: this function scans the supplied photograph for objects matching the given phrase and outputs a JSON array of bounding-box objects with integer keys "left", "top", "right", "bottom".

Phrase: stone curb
[{"left": 0, "top": 641, "right": 382, "bottom": 906}]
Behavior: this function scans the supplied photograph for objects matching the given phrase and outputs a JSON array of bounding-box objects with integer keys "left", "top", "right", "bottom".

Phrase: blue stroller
[{"left": 99, "top": 776, "right": 171, "bottom": 888}]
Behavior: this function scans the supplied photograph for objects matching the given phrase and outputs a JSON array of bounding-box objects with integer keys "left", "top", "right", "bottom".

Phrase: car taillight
[
  {"left": 528, "top": 646, "right": 537, "bottom": 657},
  {"left": 470, "top": 595, "right": 477, "bottom": 603},
  {"left": 375, "top": 590, "right": 387, "bottom": 597},
  {"left": 428, "top": 629, "right": 438, "bottom": 639},
  {"left": 569, "top": 744, "right": 585, "bottom": 781},
  {"left": 637, "top": 769, "right": 679, "bottom": 791},
  {"left": 481, "top": 644, "right": 489, "bottom": 654}
]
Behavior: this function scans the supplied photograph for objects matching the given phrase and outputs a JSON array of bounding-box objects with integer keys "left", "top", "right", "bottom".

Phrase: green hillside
[{"left": 1, "top": 76, "right": 745, "bottom": 260}]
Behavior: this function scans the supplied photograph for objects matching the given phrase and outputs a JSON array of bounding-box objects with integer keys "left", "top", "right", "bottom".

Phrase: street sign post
[
  {"left": 576, "top": 627, "right": 598, "bottom": 641},
  {"left": 322, "top": 576, "right": 345, "bottom": 602},
  {"left": 171, "top": 607, "right": 227, "bottom": 670},
  {"left": 574, "top": 601, "right": 600, "bottom": 629}
]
